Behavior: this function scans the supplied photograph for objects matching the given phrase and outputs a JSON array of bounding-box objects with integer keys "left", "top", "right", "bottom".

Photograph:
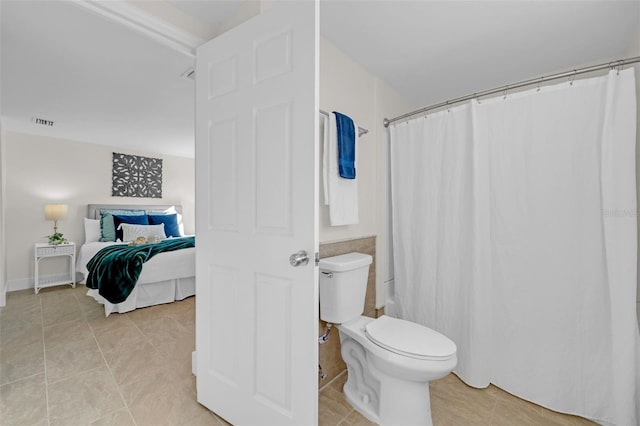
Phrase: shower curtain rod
[
  {"left": 320, "top": 109, "right": 369, "bottom": 137},
  {"left": 383, "top": 56, "right": 640, "bottom": 128}
]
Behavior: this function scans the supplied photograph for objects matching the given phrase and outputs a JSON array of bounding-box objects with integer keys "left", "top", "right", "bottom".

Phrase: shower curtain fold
[{"left": 390, "top": 69, "right": 639, "bottom": 426}]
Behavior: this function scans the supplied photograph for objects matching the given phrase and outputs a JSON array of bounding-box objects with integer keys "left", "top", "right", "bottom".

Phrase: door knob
[{"left": 289, "top": 250, "right": 309, "bottom": 267}]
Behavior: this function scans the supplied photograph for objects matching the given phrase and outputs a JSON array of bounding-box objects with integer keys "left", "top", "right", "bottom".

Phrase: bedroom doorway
[{"left": 194, "top": 2, "right": 319, "bottom": 425}]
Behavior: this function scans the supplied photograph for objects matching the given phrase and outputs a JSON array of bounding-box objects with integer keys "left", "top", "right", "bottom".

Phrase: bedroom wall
[
  {"left": 4, "top": 131, "right": 195, "bottom": 291},
  {"left": 0, "top": 0, "right": 5, "bottom": 306},
  {"left": 0, "top": 120, "right": 6, "bottom": 307},
  {"left": 319, "top": 37, "right": 415, "bottom": 308}
]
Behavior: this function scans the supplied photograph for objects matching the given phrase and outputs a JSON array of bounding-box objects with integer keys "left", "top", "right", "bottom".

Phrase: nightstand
[{"left": 34, "top": 242, "right": 76, "bottom": 294}]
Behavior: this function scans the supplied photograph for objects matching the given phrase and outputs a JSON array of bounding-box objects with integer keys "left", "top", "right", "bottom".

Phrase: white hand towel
[{"left": 323, "top": 113, "right": 359, "bottom": 226}]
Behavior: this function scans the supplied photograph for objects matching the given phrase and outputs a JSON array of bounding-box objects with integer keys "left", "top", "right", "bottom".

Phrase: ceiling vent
[
  {"left": 32, "top": 117, "right": 55, "bottom": 127},
  {"left": 181, "top": 67, "right": 195, "bottom": 80}
]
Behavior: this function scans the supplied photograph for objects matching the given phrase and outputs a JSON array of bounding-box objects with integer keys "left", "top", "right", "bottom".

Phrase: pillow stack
[
  {"left": 99, "top": 209, "right": 146, "bottom": 242},
  {"left": 97, "top": 209, "right": 183, "bottom": 242},
  {"left": 113, "top": 214, "right": 149, "bottom": 241}
]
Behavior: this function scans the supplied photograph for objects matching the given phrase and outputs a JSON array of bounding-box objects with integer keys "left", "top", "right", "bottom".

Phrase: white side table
[{"left": 34, "top": 242, "right": 76, "bottom": 294}]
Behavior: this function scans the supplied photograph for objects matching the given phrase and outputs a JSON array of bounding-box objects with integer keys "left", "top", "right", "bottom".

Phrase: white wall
[
  {"left": 625, "top": 23, "right": 640, "bottom": 311},
  {"left": 319, "top": 38, "right": 415, "bottom": 307},
  {"left": 0, "top": 121, "right": 6, "bottom": 306},
  {"left": 0, "top": 0, "right": 5, "bottom": 306},
  {"left": 4, "top": 131, "right": 194, "bottom": 290},
  {"left": 319, "top": 39, "right": 376, "bottom": 243}
]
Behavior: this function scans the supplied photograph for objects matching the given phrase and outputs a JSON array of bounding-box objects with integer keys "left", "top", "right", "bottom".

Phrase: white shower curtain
[{"left": 390, "top": 69, "right": 640, "bottom": 426}]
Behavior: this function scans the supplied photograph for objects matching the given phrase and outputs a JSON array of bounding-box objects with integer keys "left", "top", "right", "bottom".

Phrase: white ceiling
[
  {"left": 1, "top": 1, "right": 638, "bottom": 159},
  {"left": 166, "top": 0, "right": 245, "bottom": 32},
  {"left": 321, "top": 1, "right": 639, "bottom": 109},
  {"left": 1, "top": 0, "right": 201, "bottom": 158}
]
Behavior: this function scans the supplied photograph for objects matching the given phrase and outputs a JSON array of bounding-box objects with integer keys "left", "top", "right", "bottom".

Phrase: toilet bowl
[{"left": 319, "top": 253, "right": 457, "bottom": 426}]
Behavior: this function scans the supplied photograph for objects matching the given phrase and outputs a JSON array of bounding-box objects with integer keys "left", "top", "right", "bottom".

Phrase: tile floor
[
  {"left": 319, "top": 372, "right": 598, "bottom": 426},
  {"left": 1, "top": 286, "right": 597, "bottom": 426}
]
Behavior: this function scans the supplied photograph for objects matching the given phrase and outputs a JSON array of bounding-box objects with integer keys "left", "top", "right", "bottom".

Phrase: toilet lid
[{"left": 365, "top": 316, "right": 457, "bottom": 361}]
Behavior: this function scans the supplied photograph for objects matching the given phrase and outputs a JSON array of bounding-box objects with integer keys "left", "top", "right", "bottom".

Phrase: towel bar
[{"left": 319, "top": 109, "right": 368, "bottom": 137}]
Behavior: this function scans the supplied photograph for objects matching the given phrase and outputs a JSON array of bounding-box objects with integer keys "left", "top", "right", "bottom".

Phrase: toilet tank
[{"left": 319, "top": 252, "right": 373, "bottom": 324}]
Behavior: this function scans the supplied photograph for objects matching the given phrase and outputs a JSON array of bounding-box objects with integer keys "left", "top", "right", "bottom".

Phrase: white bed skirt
[
  {"left": 77, "top": 240, "right": 195, "bottom": 316},
  {"left": 86, "top": 276, "right": 195, "bottom": 316}
]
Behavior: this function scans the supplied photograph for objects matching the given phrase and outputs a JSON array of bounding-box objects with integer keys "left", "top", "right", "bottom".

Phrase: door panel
[
  {"left": 195, "top": 2, "right": 319, "bottom": 425},
  {"left": 255, "top": 102, "right": 292, "bottom": 234},
  {"left": 208, "top": 119, "right": 238, "bottom": 230}
]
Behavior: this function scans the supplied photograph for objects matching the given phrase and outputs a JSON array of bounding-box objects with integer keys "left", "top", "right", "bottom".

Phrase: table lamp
[{"left": 44, "top": 203, "right": 68, "bottom": 244}]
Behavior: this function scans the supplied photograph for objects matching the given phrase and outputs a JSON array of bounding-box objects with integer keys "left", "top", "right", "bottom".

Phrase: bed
[{"left": 77, "top": 204, "right": 195, "bottom": 316}]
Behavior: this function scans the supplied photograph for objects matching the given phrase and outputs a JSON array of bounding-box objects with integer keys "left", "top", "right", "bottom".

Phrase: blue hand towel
[{"left": 333, "top": 111, "right": 356, "bottom": 179}]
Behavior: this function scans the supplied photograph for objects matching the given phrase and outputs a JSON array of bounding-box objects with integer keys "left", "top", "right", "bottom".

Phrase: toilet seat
[{"left": 364, "top": 315, "right": 457, "bottom": 361}]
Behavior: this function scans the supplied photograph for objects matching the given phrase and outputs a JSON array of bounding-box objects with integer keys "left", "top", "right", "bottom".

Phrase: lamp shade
[{"left": 44, "top": 204, "right": 68, "bottom": 221}]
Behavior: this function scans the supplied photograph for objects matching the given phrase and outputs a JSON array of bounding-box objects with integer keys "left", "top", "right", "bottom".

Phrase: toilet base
[
  {"left": 343, "top": 382, "right": 379, "bottom": 424},
  {"left": 338, "top": 316, "right": 455, "bottom": 425},
  {"left": 342, "top": 363, "right": 433, "bottom": 426}
]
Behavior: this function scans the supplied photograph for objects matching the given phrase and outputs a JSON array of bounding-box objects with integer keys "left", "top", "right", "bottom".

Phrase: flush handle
[{"left": 289, "top": 250, "right": 309, "bottom": 267}]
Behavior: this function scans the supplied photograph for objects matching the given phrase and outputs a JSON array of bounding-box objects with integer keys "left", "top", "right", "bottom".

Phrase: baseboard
[
  {"left": 7, "top": 274, "right": 72, "bottom": 292},
  {"left": 7, "top": 277, "right": 32, "bottom": 292}
]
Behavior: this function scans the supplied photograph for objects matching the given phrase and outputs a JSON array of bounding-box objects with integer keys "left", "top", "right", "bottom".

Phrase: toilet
[{"left": 319, "top": 252, "right": 457, "bottom": 426}]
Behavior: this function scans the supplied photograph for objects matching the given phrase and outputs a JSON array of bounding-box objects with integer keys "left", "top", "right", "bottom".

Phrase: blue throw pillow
[
  {"left": 113, "top": 214, "right": 149, "bottom": 241},
  {"left": 147, "top": 213, "right": 181, "bottom": 238},
  {"left": 99, "top": 210, "right": 146, "bottom": 242}
]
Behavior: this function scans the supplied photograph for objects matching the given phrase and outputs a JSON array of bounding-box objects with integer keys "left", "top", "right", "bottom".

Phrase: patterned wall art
[{"left": 112, "top": 152, "right": 163, "bottom": 198}]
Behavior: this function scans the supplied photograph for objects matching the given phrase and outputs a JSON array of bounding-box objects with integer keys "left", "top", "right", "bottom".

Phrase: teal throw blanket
[{"left": 86, "top": 236, "right": 195, "bottom": 304}]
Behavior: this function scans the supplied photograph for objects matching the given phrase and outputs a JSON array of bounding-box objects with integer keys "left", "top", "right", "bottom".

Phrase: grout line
[
  {"left": 335, "top": 408, "right": 354, "bottom": 426},
  {"left": 39, "top": 294, "right": 51, "bottom": 426},
  {"left": 42, "top": 316, "right": 87, "bottom": 333},
  {"left": 128, "top": 314, "right": 160, "bottom": 351},
  {"left": 0, "top": 371, "right": 46, "bottom": 387},
  {"left": 45, "top": 365, "right": 104, "bottom": 386},
  {"left": 488, "top": 397, "right": 498, "bottom": 425},
  {"left": 128, "top": 305, "right": 192, "bottom": 358},
  {"left": 78, "top": 291, "right": 140, "bottom": 426},
  {"left": 319, "top": 369, "right": 348, "bottom": 393},
  {"left": 124, "top": 302, "right": 202, "bottom": 422}
]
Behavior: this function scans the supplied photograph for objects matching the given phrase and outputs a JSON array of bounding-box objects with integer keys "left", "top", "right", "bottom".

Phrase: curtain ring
[
  {"left": 569, "top": 70, "right": 576, "bottom": 86},
  {"left": 536, "top": 78, "right": 543, "bottom": 92},
  {"left": 503, "top": 85, "right": 509, "bottom": 100}
]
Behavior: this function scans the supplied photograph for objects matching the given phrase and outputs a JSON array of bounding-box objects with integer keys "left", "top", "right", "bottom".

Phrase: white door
[{"left": 194, "top": 2, "right": 318, "bottom": 425}]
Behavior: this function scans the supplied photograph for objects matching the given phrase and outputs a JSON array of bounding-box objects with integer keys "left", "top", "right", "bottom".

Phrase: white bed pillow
[
  {"left": 118, "top": 223, "right": 166, "bottom": 242},
  {"left": 84, "top": 218, "right": 101, "bottom": 243}
]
